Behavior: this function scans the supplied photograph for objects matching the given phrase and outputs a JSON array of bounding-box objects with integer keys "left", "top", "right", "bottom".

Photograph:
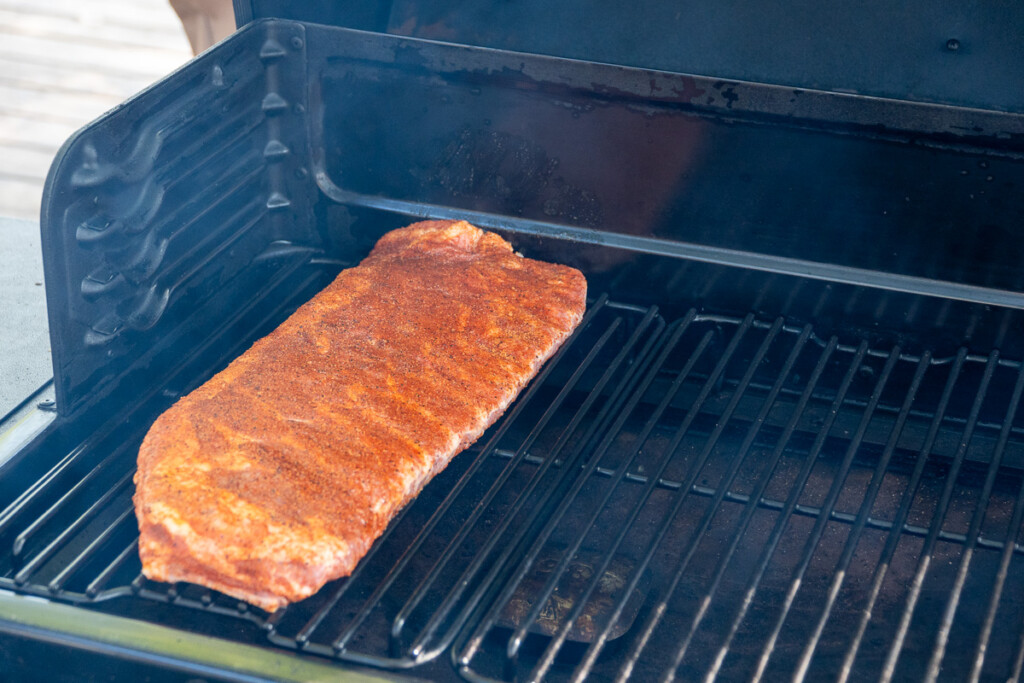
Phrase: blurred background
[
  {"left": 0, "top": 0, "right": 192, "bottom": 220},
  {"left": 0, "top": 0, "right": 192, "bottom": 414}
]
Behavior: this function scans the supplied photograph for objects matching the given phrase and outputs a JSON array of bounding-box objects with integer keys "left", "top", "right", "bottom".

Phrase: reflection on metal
[{"left": 0, "top": 383, "right": 56, "bottom": 469}]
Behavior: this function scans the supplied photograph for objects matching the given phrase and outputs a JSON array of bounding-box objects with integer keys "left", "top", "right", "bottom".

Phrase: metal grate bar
[
  {"left": 880, "top": 350, "right": 1000, "bottom": 683},
  {"left": 0, "top": 441, "right": 129, "bottom": 549},
  {"left": 1014, "top": 620, "right": 1024, "bottom": 683},
  {"left": 525, "top": 317, "right": 789, "bottom": 681},
  {"left": 520, "top": 315, "right": 762, "bottom": 682},
  {"left": 617, "top": 330, "right": 837, "bottom": 682},
  {"left": 793, "top": 350, "right": 932, "bottom": 682},
  {"left": 746, "top": 346, "right": 901, "bottom": 683},
  {"left": 393, "top": 306, "right": 664, "bottom": 661},
  {"left": 86, "top": 538, "right": 139, "bottom": 598},
  {"left": 13, "top": 470, "right": 134, "bottom": 585},
  {"left": 9, "top": 444, "right": 132, "bottom": 557},
  {"left": 302, "top": 297, "right": 634, "bottom": 657},
  {"left": 47, "top": 505, "right": 136, "bottom": 594},
  {"left": 928, "top": 361, "right": 1024, "bottom": 681},
  {"left": 700, "top": 341, "right": 871, "bottom": 680},
  {"left": 572, "top": 321, "right": 814, "bottom": 682},
  {"left": 581, "top": 463, "right": 1024, "bottom": 555},
  {"left": 456, "top": 314, "right": 706, "bottom": 675},
  {"left": 971, "top": 391, "right": 1024, "bottom": 680},
  {"left": 838, "top": 348, "right": 969, "bottom": 682},
  {"left": 130, "top": 570, "right": 146, "bottom": 596},
  {"left": 0, "top": 447, "right": 86, "bottom": 534}
]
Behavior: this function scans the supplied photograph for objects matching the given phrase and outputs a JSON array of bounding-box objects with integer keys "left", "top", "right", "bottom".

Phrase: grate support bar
[
  {"left": 456, "top": 314, "right": 703, "bottom": 676},
  {"left": 572, "top": 321, "right": 812, "bottom": 682},
  {"left": 524, "top": 318, "right": 792, "bottom": 681},
  {"left": 927, "top": 360, "right": 1024, "bottom": 681},
  {"left": 518, "top": 315, "right": 761, "bottom": 679},
  {"left": 838, "top": 348, "right": 969, "bottom": 682},
  {"left": 697, "top": 341, "right": 871, "bottom": 681},
  {"left": 747, "top": 345, "right": 902, "bottom": 683},
  {"left": 793, "top": 350, "right": 931, "bottom": 681},
  {"left": 880, "top": 350, "right": 1000, "bottom": 683},
  {"left": 971, "top": 408, "right": 1024, "bottom": 681},
  {"left": 616, "top": 330, "right": 837, "bottom": 682}
]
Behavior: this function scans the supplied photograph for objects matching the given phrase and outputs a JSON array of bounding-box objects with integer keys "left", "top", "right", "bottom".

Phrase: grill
[
  {"left": 7, "top": 299, "right": 1024, "bottom": 681},
  {"left": 2, "top": 5, "right": 1024, "bottom": 682}
]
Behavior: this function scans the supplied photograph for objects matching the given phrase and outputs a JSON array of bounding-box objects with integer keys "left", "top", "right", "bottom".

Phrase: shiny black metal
[{"left": 236, "top": 0, "right": 1024, "bottom": 112}]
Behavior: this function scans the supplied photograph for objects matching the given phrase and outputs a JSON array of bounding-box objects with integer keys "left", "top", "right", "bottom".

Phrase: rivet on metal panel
[
  {"left": 259, "top": 39, "right": 287, "bottom": 62},
  {"left": 946, "top": 38, "right": 961, "bottom": 52},
  {"left": 261, "top": 92, "right": 288, "bottom": 114},
  {"left": 266, "top": 192, "right": 291, "bottom": 211},
  {"left": 263, "top": 139, "right": 290, "bottom": 160},
  {"left": 290, "top": 36, "right": 304, "bottom": 50}
]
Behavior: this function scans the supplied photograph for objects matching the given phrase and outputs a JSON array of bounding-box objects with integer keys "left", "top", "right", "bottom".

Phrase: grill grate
[{"left": 2, "top": 298, "right": 1024, "bottom": 680}]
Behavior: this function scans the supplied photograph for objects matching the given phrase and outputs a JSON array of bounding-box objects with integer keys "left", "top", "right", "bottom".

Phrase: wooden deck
[{"left": 0, "top": 0, "right": 192, "bottom": 219}]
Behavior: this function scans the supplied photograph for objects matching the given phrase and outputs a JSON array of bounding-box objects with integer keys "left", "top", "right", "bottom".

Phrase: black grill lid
[
  {"left": 40, "top": 20, "right": 1024, "bottom": 425},
  {"left": 234, "top": 0, "right": 1024, "bottom": 112}
]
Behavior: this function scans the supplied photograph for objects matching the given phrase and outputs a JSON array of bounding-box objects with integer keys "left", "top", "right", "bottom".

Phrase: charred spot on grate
[{"left": 495, "top": 548, "right": 647, "bottom": 643}]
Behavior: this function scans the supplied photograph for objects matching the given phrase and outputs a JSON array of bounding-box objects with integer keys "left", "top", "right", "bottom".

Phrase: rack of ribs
[{"left": 134, "top": 220, "right": 587, "bottom": 612}]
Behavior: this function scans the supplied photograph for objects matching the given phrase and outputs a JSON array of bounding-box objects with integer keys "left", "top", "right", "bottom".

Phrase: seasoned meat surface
[{"left": 133, "top": 220, "right": 587, "bottom": 612}]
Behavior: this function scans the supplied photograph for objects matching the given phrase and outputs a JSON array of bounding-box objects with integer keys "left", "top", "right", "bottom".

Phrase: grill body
[{"left": 2, "top": 17, "right": 1024, "bottom": 682}]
